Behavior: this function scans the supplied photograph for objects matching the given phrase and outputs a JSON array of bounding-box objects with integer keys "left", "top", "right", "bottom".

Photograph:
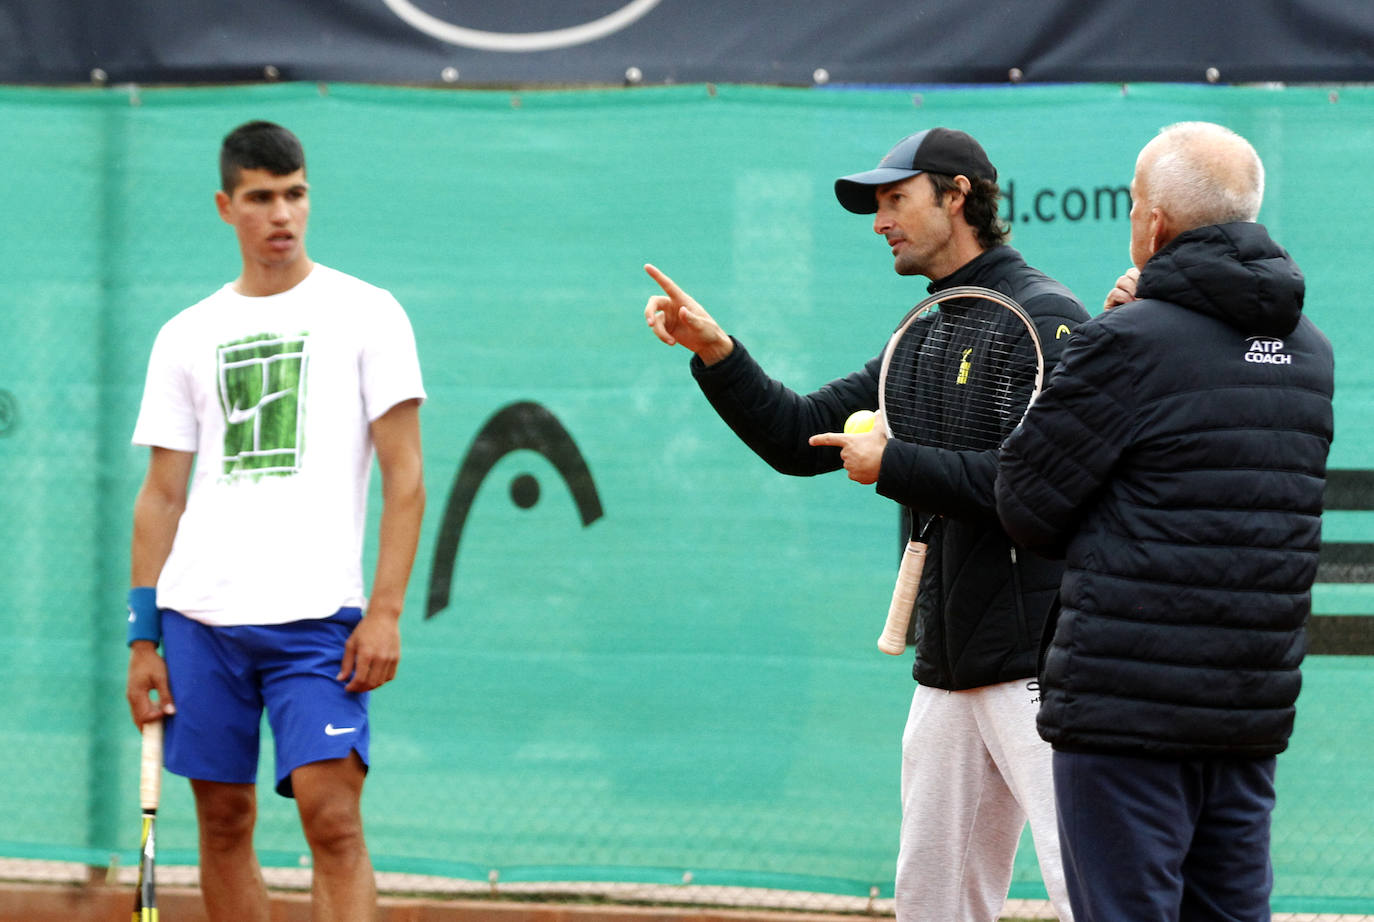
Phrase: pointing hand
[{"left": 643, "top": 263, "right": 735, "bottom": 365}]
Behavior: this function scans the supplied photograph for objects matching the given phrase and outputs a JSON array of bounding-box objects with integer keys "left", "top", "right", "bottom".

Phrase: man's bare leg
[
  {"left": 191, "top": 779, "right": 270, "bottom": 922},
  {"left": 293, "top": 752, "right": 376, "bottom": 922}
]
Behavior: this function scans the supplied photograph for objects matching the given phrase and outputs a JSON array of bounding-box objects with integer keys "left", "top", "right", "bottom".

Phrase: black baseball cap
[{"left": 834, "top": 128, "right": 997, "bottom": 214}]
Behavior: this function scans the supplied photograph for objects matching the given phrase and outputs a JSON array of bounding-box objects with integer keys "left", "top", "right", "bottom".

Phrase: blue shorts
[{"left": 161, "top": 608, "right": 370, "bottom": 798}]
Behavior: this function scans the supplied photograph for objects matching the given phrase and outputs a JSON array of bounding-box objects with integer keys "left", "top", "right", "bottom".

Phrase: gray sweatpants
[{"left": 895, "top": 680, "right": 1073, "bottom": 922}]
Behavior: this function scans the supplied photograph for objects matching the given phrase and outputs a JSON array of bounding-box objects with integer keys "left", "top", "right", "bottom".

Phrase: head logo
[
  {"left": 1245, "top": 336, "right": 1292, "bottom": 365},
  {"left": 380, "top": 0, "right": 663, "bottom": 52},
  {"left": 427, "top": 401, "right": 603, "bottom": 619}
]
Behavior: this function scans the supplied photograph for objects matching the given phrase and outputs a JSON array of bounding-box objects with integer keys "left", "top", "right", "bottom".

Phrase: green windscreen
[{"left": 0, "top": 82, "right": 1370, "bottom": 913}]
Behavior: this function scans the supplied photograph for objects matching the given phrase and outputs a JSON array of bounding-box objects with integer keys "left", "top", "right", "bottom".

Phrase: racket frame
[{"left": 874, "top": 286, "right": 1045, "bottom": 655}]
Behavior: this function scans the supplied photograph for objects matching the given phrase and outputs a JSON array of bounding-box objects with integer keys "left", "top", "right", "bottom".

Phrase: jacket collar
[{"left": 926, "top": 245, "right": 1021, "bottom": 295}]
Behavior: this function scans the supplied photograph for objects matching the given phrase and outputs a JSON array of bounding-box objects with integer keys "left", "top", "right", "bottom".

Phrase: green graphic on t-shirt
[{"left": 217, "top": 333, "right": 309, "bottom": 478}]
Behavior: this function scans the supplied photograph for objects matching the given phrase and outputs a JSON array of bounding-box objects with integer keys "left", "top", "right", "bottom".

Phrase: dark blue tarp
[{"left": 4, "top": 0, "right": 1374, "bottom": 86}]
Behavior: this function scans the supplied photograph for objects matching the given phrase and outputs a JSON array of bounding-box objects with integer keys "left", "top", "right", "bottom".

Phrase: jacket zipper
[{"left": 1009, "top": 546, "right": 1032, "bottom": 650}]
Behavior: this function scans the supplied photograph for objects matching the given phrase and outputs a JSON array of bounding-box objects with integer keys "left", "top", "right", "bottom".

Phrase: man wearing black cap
[{"left": 644, "top": 127, "right": 1087, "bottom": 922}]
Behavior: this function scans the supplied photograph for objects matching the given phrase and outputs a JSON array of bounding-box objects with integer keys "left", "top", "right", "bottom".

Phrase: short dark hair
[
  {"left": 219, "top": 121, "right": 306, "bottom": 194},
  {"left": 927, "top": 172, "right": 1008, "bottom": 250}
]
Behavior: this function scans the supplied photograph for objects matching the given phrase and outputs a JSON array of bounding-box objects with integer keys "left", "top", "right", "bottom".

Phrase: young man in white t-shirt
[{"left": 124, "top": 120, "right": 426, "bottom": 922}]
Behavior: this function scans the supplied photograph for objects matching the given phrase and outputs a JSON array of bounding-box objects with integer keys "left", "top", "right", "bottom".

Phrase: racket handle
[
  {"left": 139, "top": 719, "right": 163, "bottom": 813},
  {"left": 878, "top": 540, "right": 927, "bottom": 655}
]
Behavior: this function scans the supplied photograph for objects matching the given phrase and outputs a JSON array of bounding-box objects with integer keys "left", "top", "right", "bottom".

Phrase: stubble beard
[{"left": 892, "top": 248, "right": 927, "bottom": 278}]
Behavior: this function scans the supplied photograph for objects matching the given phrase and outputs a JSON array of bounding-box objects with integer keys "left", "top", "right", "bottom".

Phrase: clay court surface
[
  {"left": 0, "top": 864, "right": 1071, "bottom": 922},
  {"left": 0, "top": 882, "right": 909, "bottom": 922}
]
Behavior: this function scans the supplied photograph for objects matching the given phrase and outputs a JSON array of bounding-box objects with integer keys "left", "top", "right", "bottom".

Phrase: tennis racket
[
  {"left": 132, "top": 718, "right": 163, "bottom": 922},
  {"left": 875, "top": 285, "right": 1045, "bottom": 655}
]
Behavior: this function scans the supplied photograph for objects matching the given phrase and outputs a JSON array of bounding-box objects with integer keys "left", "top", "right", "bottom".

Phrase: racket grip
[
  {"left": 878, "top": 541, "right": 927, "bottom": 655},
  {"left": 139, "top": 719, "right": 163, "bottom": 813}
]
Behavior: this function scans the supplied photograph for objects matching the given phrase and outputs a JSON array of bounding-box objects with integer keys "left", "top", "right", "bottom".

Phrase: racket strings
[{"left": 884, "top": 299, "right": 1039, "bottom": 452}]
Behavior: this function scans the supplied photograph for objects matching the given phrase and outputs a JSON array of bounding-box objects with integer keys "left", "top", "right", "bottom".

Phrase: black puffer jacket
[
  {"left": 693, "top": 246, "right": 1089, "bottom": 690},
  {"left": 996, "top": 223, "right": 1335, "bottom": 757}
]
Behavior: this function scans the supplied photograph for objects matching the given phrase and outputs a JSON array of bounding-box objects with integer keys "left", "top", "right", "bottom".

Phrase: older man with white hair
[{"left": 995, "top": 122, "right": 1335, "bottom": 921}]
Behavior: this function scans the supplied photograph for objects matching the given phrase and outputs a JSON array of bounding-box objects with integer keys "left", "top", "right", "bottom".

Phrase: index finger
[
  {"left": 808, "top": 431, "right": 847, "bottom": 448},
  {"left": 644, "top": 263, "right": 688, "bottom": 302},
  {"left": 336, "top": 639, "right": 356, "bottom": 683}
]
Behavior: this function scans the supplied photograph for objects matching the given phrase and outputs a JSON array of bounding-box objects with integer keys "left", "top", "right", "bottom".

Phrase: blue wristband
[{"left": 127, "top": 587, "right": 161, "bottom": 646}]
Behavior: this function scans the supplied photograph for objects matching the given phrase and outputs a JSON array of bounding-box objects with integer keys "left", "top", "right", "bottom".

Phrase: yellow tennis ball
[{"left": 844, "top": 409, "right": 876, "bottom": 434}]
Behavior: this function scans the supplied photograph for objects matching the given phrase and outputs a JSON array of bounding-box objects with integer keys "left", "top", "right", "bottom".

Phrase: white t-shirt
[{"left": 132, "top": 264, "right": 426, "bottom": 626}]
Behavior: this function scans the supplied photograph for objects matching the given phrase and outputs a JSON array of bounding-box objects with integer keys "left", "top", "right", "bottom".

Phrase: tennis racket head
[{"left": 878, "top": 285, "right": 1045, "bottom": 451}]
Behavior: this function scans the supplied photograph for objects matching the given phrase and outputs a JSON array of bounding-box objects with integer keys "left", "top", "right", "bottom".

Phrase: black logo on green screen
[
  {"left": 217, "top": 333, "right": 309, "bottom": 479},
  {"left": 427, "top": 401, "right": 603, "bottom": 619}
]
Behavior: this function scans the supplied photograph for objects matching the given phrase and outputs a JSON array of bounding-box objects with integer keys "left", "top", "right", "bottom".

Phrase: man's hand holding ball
[{"left": 810, "top": 409, "right": 886, "bottom": 484}]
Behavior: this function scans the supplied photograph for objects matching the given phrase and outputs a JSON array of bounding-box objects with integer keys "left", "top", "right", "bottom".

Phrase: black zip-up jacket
[
  {"left": 996, "top": 223, "right": 1335, "bottom": 757},
  {"left": 692, "top": 246, "right": 1089, "bottom": 689}
]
